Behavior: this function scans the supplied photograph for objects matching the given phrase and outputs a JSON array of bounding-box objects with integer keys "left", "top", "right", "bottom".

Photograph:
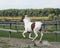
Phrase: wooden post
[
  {"left": 15, "top": 22, "right": 19, "bottom": 38},
  {"left": 55, "top": 22, "right": 58, "bottom": 41},
  {"left": 9, "top": 23, "right": 11, "bottom": 40}
]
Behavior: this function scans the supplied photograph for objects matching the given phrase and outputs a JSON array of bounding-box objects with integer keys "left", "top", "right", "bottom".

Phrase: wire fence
[{"left": 0, "top": 20, "right": 60, "bottom": 42}]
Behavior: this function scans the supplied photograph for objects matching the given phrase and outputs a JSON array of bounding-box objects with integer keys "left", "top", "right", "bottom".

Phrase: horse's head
[
  {"left": 20, "top": 16, "right": 25, "bottom": 22},
  {"left": 20, "top": 15, "right": 30, "bottom": 22}
]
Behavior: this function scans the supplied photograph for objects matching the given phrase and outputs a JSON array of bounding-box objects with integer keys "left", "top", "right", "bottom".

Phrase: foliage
[
  {"left": 48, "top": 14, "right": 54, "bottom": 20},
  {"left": 59, "top": 14, "right": 60, "bottom": 17},
  {"left": 0, "top": 8, "right": 60, "bottom": 17}
]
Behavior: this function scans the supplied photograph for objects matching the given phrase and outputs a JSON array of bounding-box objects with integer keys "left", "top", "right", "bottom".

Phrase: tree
[
  {"left": 58, "top": 14, "right": 60, "bottom": 19},
  {"left": 48, "top": 14, "right": 54, "bottom": 20},
  {"left": 0, "top": 8, "right": 60, "bottom": 17}
]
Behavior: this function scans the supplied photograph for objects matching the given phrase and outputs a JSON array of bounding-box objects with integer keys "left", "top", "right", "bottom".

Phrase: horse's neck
[{"left": 24, "top": 21, "right": 31, "bottom": 25}]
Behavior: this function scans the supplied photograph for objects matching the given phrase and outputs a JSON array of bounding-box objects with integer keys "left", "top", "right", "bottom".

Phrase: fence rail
[{"left": 0, "top": 21, "right": 60, "bottom": 42}]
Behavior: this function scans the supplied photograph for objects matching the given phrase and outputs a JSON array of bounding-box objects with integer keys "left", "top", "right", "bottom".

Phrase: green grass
[
  {"left": 44, "top": 25, "right": 60, "bottom": 32},
  {"left": 0, "top": 30, "right": 60, "bottom": 42},
  {"left": 0, "top": 25, "right": 24, "bottom": 30},
  {"left": 0, "top": 31, "right": 9, "bottom": 37},
  {"left": 0, "top": 25, "right": 60, "bottom": 42}
]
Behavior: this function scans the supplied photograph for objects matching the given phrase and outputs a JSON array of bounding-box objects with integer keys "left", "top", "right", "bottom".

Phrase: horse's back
[
  {"left": 35, "top": 21, "right": 43, "bottom": 26},
  {"left": 34, "top": 22, "right": 43, "bottom": 31}
]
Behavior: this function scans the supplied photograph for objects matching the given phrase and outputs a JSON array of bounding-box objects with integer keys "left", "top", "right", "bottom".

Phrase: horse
[{"left": 20, "top": 15, "right": 43, "bottom": 42}]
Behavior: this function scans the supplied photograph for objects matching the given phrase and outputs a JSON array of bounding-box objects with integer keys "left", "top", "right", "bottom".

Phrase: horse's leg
[
  {"left": 32, "top": 31, "right": 38, "bottom": 41},
  {"left": 29, "top": 33, "right": 33, "bottom": 39},
  {"left": 22, "top": 30, "right": 27, "bottom": 38},
  {"left": 39, "top": 32, "right": 43, "bottom": 43}
]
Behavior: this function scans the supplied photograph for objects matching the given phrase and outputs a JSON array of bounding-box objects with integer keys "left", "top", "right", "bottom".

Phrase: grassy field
[
  {"left": 0, "top": 25, "right": 60, "bottom": 42},
  {"left": 0, "top": 22, "right": 60, "bottom": 41},
  {"left": 0, "top": 16, "right": 49, "bottom": 21},
  {"left": 0, "top": 30, "right": 60, "bottom": 42}
]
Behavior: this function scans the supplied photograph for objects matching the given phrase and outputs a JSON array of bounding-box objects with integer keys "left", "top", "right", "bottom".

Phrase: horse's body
[
  {"left": 21, "top": 15, "right": 43, "bottom": 42},
  {"left": 24, "top": 21, "right": 42, "bottom": 32}
]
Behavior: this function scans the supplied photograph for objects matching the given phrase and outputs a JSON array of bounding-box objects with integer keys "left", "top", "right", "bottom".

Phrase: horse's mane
[{"left": 25, "top": 15, "right": 31, "bottom": 22}]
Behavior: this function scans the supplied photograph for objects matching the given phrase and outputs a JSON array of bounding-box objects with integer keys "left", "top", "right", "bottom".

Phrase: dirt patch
[{"left": 0, "top": 37, "right": 60, "bottom": 48}]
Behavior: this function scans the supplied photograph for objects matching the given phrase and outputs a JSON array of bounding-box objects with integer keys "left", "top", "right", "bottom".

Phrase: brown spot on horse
[
  {"left": 31, "top": 22, "right": 35, "bottom": 31},
  {"left": 20, "top": 16, "right": 25, "bottom": 22},
  {"left": 39, "top": 28, "right": 42, "bottom": 32}
]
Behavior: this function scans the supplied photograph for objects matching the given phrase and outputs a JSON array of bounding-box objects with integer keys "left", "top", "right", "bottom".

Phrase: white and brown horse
[{"left": 20, "top": 15, "right": 43, "bottom": 42}]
